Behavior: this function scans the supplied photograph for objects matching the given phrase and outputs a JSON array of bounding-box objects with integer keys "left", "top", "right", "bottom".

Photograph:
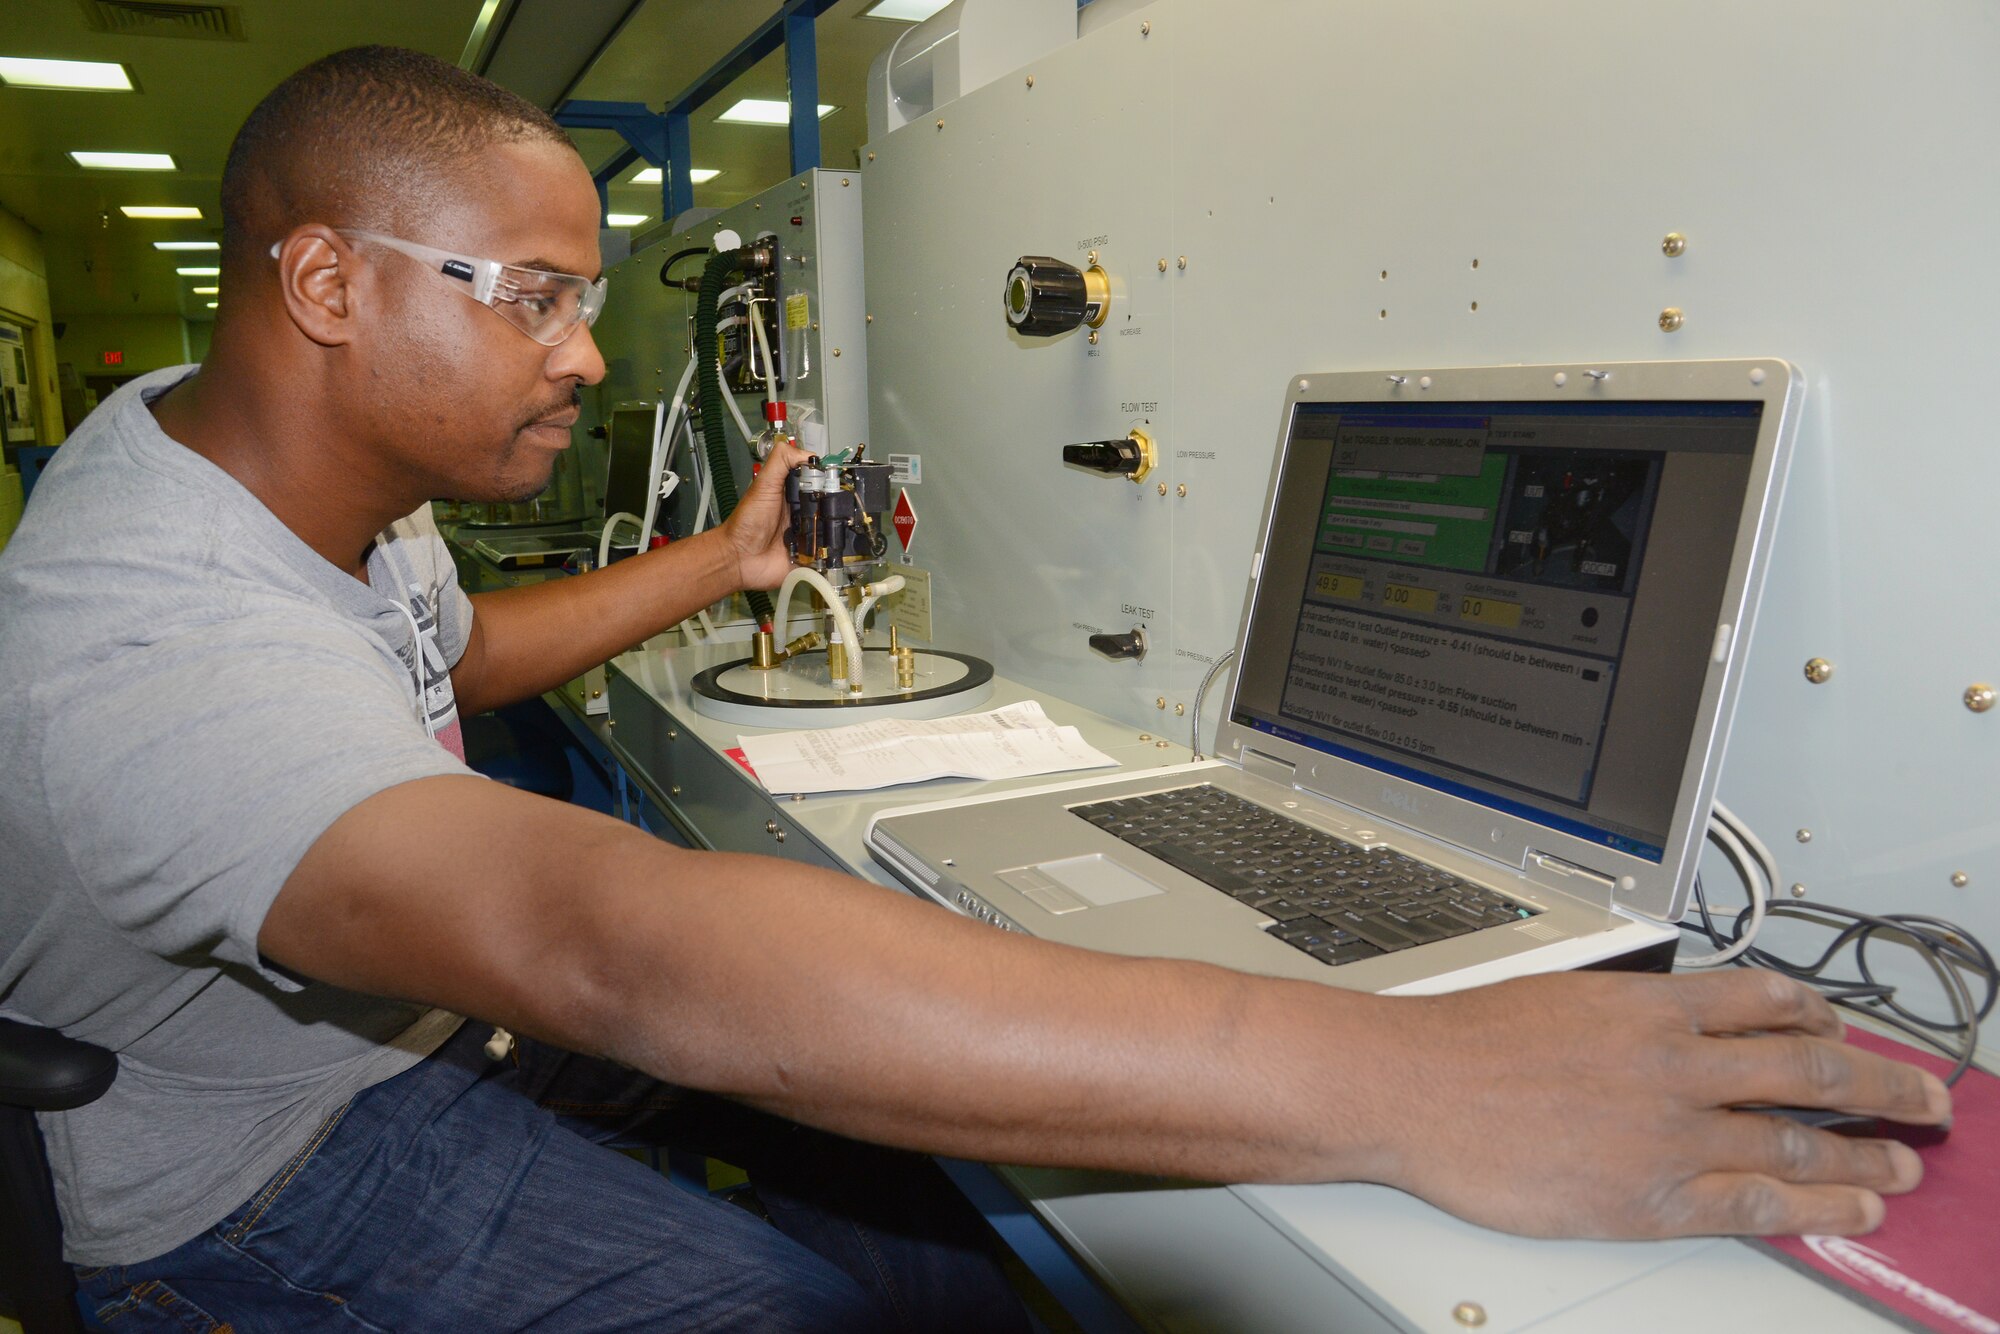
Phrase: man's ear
[{"left": 272, "top": 225, "right": 359, "bottom": 348}]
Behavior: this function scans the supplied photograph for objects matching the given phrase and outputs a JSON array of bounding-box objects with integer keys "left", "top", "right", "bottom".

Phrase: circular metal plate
[{"left": 690, "top": 648, "right": 995, "bottom": 727}]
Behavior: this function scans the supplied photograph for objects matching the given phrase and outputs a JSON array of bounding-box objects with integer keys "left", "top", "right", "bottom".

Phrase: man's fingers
[
  {"left": 1661, "top": 1174, "right": 1886, "bottom": 1237},
  {"left": 1696, "top": 1034, "right": 1949, "bottom": 1122},
  {"left": 1671, "top": 968, "right": 1842, "bottom": 1038},
  {"left": 1714, "top": 1112, "right": 1924, "bottom": 1193}
]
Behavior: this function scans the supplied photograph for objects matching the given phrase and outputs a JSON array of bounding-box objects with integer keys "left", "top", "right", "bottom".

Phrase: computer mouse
[{"left": 1748, "top": 1105, "right": 1951, "bottom": 1146}]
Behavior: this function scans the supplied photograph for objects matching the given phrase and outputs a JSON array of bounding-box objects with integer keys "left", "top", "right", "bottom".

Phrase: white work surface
[{"left": 592, "top": 642, "right": 1893, "bottom": 1333}]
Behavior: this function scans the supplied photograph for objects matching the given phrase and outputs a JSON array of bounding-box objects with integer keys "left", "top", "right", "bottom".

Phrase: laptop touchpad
[{"left": 1000, "top": 855, "right": 1167, "bottom": 914}]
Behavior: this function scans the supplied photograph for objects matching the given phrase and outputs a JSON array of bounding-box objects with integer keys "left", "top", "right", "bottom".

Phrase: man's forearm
[
  {"left": 270, "top": 776, "right": 1946, "bottom": 1242},
  {"left": 453, "top": 530, "right": 739, "bottom": 714}
]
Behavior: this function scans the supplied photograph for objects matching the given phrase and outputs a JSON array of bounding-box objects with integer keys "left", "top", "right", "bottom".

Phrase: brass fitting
[
  {"left": 750, "top": 628, "right": 778, "bottom": 669},
  {"left": 895, "top": 646, "right": 917, "bottom": 691}
]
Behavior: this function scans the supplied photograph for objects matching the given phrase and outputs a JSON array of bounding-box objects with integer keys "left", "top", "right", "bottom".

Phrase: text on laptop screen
[{"left": 1231, "top": 399, "right": 1762, "bottom": 862}]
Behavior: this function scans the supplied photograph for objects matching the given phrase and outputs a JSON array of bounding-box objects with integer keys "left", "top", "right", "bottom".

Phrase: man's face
[{"left": 363, "top": 138, "right": 607, "bottom": 504}]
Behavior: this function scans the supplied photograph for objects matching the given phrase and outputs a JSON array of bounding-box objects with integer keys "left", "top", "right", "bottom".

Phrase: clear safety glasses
[{"left": 269, "top": 229, "right": 607, "bottom": 346}]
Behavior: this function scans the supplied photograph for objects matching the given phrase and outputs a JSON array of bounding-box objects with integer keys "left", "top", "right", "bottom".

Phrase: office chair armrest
[{"left": 0, "top": 1019, "right": 116, "bottom": 1111}]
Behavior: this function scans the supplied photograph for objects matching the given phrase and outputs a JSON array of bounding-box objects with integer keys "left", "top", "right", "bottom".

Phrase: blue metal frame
[
  {"left": 934, "top": 1160, "right": 1142, "bottom": 1334},
  {"left": 556, "top": 0, "right": 842, "bottom": 228}
]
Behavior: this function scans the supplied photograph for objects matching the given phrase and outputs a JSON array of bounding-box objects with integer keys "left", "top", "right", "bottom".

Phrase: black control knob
[
  {"left": 1061, "top": 428, "right": 1155, "bottom": 483},
  {"left": 1004, "top": 256, "right": 1109, "bottom": 335},
  {"left": 1089, "top": 628, "right": 1148, "bottom": 661},
  {"left": 1064, "top": 440, "right": 1143, "bottom": 475}
]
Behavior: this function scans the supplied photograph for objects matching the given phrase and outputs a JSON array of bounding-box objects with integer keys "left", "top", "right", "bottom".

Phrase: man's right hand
[{"left": 1366, "top": 968, "right": 1948, "bottom": 1238}]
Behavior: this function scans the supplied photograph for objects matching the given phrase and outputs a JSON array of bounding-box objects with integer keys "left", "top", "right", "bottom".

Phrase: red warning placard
[{"left": 892, "top": 488, "right": 918, "bottom": 557}]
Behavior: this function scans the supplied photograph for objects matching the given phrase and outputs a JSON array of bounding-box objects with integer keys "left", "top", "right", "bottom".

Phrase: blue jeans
[{"left": 78, "top": 1023, "right": 1031, "bottom": 1332}]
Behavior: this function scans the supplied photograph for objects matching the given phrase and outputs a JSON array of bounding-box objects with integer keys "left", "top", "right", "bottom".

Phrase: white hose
[
  {"left": 721, "top": 378, "right": 758, "bottom": 451},
  {"left": 774, "top": 566, "right": 865, "bottom": 693},
  {"left": 598, "top": 511, "right": 641, "bottom": 571},
  {"left": 750, "top": 302, "right": 780, "bottom": 410},
  {"left": 851, "top": 574, "right": 905, "bottom": 638},
  {"left": 638, "top": 360, "right": 698, "bottom": 548}
]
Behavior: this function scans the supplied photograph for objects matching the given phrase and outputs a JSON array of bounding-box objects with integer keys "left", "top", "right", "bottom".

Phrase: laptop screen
[{"left": 1230, "top": 398, "right": 1762, "bottom": 862}]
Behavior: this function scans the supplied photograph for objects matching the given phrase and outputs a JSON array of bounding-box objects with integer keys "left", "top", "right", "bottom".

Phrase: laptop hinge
[
  {"left": 1528, "top": 851, "right": 1618, "bottom": 906},
  {"left": 1240, "top": 747, "right": 1297, "bottom": 786}
]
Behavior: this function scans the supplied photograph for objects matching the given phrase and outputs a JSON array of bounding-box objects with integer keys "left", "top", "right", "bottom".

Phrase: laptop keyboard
[{"left": 1070, "top": 785, "right": 1539, "bottom": 967}]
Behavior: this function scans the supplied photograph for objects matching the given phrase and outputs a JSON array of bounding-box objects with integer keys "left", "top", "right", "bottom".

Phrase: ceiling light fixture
[
  {"left": 191, "top": 287, "right": 219, "bottom": 295},
  {"left": 715, "top": 99, "right": 835, "bottom": 126},
  {"left": 153, "top": 241, "right": 219, "bottom": 251},
  {"left": 175, "top": 266, "right": 219, "bottom": 276},
  {"left": 70, "top": 150, "right": 175, "bottom": 171},
  {"left": 632, "top": 167, "right": 720, "bottom": 185},
  {"left": 862, "top": 0, "right": 954, "bottom": 20},
  {"left": 205, "top": 302, "right": 218, "bottom": 309},
  {"left": 604, "top": 213, "right": 648, "bottom": 227},
  {"left": 120, "top": 206, "right": 202, "bottom": 219},
  {"left": 0, "top": 57, "right": 134, "bottom": 91}
]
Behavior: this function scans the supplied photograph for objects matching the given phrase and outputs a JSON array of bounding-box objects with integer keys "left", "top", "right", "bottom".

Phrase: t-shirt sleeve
[{"left": 39, "top": 614, "right": 473, "bottom": 992}]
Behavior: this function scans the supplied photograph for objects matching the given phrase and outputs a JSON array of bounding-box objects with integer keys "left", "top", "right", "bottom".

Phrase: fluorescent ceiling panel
[
  {"left": 604, "top": 213, "right": 648, "bottom": 227},
  {"left": 0, "top": 57, "right": 133, "bottom": 91},
  {"left": 70, "top": 150, "right": 175, "bottom": 171},
  {"left": 863, "top": 0, "right": 954, "bottom": 20},
  {"left": 632, "top": 167, "right": 720, "bottom": 184},
  {"left": 191, "top": 286, "right": 219, "bottom": 295},
  {"left": 205, "top": 302, "right": 218, "bottom": 309},
  {"left": 715, "top": 99, "right": 835, "bottom": 126},
  {"left": 153, "top": 241, "right": 219, "bottom": 251},
  {"left": 175, "top": 266, "right": 219, "bottom": 276},
  {"left": 121, "top": 206, "right": 202, "bottom": 220}
]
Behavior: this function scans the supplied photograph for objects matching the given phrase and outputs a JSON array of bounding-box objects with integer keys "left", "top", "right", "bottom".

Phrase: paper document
[{"left": 738, "top": 700, "right": 1118, "bottom": 795}]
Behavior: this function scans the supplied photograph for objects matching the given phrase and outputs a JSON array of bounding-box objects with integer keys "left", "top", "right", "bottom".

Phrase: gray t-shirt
[{"left": 0, "top": 366, "right": 477, "bottom": 1264}]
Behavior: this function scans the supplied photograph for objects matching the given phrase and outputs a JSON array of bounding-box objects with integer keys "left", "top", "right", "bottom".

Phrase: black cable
[
  {"left": 658, "top": 247, "right": 708, "bottom": 287},
  {"left": 1701, "top": 893, "right": 1995, "bottom": 1086}
]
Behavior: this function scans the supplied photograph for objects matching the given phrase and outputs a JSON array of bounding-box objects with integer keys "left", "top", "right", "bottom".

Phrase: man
[{"left": 0, "top": 45, "right": 1949, "bottom": 1332}]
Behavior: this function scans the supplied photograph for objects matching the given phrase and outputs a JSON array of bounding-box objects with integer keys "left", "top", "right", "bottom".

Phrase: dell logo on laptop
[{"left": 1379, "top": 787, "right": 1424, "bottom": 817}]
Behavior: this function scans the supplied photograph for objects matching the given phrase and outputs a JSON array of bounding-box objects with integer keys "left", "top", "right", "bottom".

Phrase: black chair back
[{"left": 0, "top": 1018, "right": 117, "bottom": 1334}]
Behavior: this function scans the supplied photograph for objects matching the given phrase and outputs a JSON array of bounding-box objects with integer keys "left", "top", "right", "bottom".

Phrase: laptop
[{"left": 867, "top": 360, "right": 1802, "bottom": 995}]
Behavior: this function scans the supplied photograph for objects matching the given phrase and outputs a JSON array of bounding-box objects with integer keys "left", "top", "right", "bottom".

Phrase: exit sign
[{"left": 101, "top": 350, "right": 124, "bottom": 366}]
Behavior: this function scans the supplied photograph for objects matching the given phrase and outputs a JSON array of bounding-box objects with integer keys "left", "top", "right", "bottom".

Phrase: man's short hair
[{"left": 220, "top": 45, "right": 573, "bottom": 264}]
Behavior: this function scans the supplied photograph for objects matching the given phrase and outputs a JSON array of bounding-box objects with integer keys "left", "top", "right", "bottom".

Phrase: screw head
[
  {"left": 1659, "top": 307, "right": 1685, "bottom": 332},
  {"left": 832, "top": 347, "right": 841, "bottom": 357},
  {"left": 1026, "top": 74, "right": 1035, "bottom": 87},
  {"left": 868, "top": 151, "right": 876, "bottom": 161},
  {"left": 1088, "top": 330, "right": 1099, "bottom": 345},
  {"left": 1139, "top": 733, "right": 1152, "bottom": 742},
  {"left": 1178, "top": 256, "right": 1188, "bottom": 270},
  {"left": 1453, "top": 1303, "right": 1488, "bottom": 1328},
  {"left": 1175, "top": 703, "right": 1186, "bottom": 716},
  {"left": 1663, "top": 232, "right": 1688, "bottom": 256},
  {"left": 935, "top": 119, "right": 945, "bottom": 130},
  {"left": 1966, "top": 683, "right": 1995, "bottom": 713},
  {"left": 1141, "top": 19, "right": 1151, "bottom": 35},
  {"left": 1952, "top": 871, "right": 1970, "bottom": 888},
  {"left": 866, "top": 314, "right": 873, "bottom": 323},
  {"left": 1176, "top": 483, "right": 1188, "bottom": 498},
  {"left": 840, "top": 177, "right": 850, "bottom": 187},
  {"left": 1791, "top": 883, "right": 1808, "bottom": 898},
  {"left": 1796, "top": 829, "right": 1812, "bottom": 843},
  {"left": 1156, "top": 481, "right": 1168, "bottom": 496},
  {"left": 1155, "top": 697, "right": 1166, "bottom": 709},
  {"left": 1804, "top": 658, "right": 1834, "bottom": 685},
  {"left": 1158, "top": 257, "right": 1169, "bottom": 272}
]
